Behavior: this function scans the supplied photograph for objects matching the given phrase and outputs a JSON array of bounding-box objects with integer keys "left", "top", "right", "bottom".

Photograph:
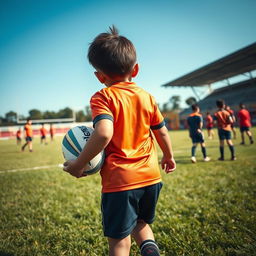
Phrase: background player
[
  {"left": 187, "top": 104, "right": 210, "bottom": 163},
  {"left": 237, "top": 103, "right": 254, "bottom": 144},
  {"left": 63, "top": 26, "right": 176, "bottom": 256},
  {"left": 214, "top": 100, "right": 236, "bottom": 161},
  {"left": 225, "top": 105, "right": 237, "bottom": 139},
  {"left": 16, "top": 128, "right": 22, "bottom": 145},
  {"left": 40, "top": 123, "right": 48, "bottom": 145},
  {"left": 206, "top": 112, "right": 214, "bottom": 139},
  {"left": 49, "top": 124, "right": 55, "bottom": 141},
  {"left": 21, "top": 118, "right": 33, "bottom": 152}
]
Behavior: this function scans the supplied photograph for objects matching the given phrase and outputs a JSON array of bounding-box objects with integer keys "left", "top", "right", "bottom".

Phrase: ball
[{"left": 62, "top": 125, "right": 104, "bottom": 175}]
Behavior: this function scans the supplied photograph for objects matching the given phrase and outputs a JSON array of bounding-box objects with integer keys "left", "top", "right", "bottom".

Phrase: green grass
[{"left": 0, "top": 129, "right": 256, "bottom": 256}]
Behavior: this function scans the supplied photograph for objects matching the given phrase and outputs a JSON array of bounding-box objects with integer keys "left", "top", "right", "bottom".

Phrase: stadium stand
[{"left": 162, "top": 42, "right": 256, "bottom": 127}]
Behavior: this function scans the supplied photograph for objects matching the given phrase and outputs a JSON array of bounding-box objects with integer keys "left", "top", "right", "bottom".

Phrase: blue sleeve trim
[
  {"left": 150, "top": 120, "right": 165, "bottom": 130},
  {"left": 93, "top": 114, "right": 113, "bottom": 128}
]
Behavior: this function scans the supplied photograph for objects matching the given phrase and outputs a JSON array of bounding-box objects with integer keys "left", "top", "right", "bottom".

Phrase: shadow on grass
[{"left": 0, "top": 251, "right": 14, "bottom": 256}]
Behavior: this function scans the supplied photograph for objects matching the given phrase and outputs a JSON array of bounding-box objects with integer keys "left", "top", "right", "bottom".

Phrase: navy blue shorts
[
  {"left": 41, "top": 135, "right": 46, "bottom": 139},
  {"left": 101, "top": 182, "right": 163, "bottom": 239},
  {"left": 25, "top": 136, "right": 32, "bottom": 142},
  {"left": 240, "top": 126, "right": 250, "bottom": 132},
  {"left": 218, "top": 129, "right": 231, "bottom": 140},
  {"left": 190, "top": 132, "right": 204, "bottom": 143}
]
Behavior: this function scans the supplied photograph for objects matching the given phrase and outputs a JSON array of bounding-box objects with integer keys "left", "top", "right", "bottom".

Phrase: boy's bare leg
[
  {"left": 28, "top": 141, "right": 33, "bottom": 152},
  {"left": 132, "top": 220, "right": 154, "bottom": 245},
  {"left": 108, "top": 236, "right": 131, "bottom": 256},
  {"left": 21, "top": 142, "right": 28, "bottom": 151},
  {"left": 132, "top": 220, "right": 160, "bottom": 255}
]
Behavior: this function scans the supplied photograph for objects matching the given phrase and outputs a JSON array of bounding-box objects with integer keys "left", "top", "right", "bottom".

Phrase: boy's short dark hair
[
  {"left": 216, "top": 99, "right": 225, "bottom": 108},
  {"left": 191, "top": 104, "right": 199, "bottom": 111},
  {"left": 239, "top": 103, "right": 245, "bottom": 109},
  {"left": 87, "top": 25, "right": 137, "bottom": 78}
]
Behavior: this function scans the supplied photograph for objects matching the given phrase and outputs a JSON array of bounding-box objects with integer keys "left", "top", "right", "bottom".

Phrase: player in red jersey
[
  {"left": 49, "top": 124, "right": 55, "bottom": 141},
  {"left": 237, "top": 103, "right": 254, "bottom": 144},
  {"left": 40, "top": 123, "right": 48, "bottom": 145},
  {"left": 16, "top": 128, "right": 22, "bottom": 145},
  {"left": 206, "top": 112, "right": 214, "bottom": 139},
  {"left": 225, "top": 105, "right": 237, "bottom": 139}
]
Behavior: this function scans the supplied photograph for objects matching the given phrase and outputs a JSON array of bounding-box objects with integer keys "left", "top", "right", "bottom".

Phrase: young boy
[
  {"left": 16, "top": 128, "right": 22, "bottom": 145},
  {"left": 206, "top": 112, "right": 214, "bottom": 139},
  {"left": 63, "top": 26, "right": 176, "bottom": 256},
  {"left": 21, "top": 118, "right": 33, "bottom": 152},
  {"left": 40, "top": 123, "right": 48, "bottom": 145},
  {"left": 214, "top": 99, "right": 236, "bottom": 160},
  {"left": 49, "top": 124, "right": 55, "bottom": 141},
  {"left": 187, "top": 104, "right": 210, "bottom": 163},
  {"left": 237, "top": 103, "right": 254, "bottom": 144},
  {"left": 225, "top": 105, "right": 237, "bottom": 139}
]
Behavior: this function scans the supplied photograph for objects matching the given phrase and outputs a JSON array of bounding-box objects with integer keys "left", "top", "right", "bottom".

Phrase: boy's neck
[{"left": 105, "top": 77, "right": 132, "bottom": 87}]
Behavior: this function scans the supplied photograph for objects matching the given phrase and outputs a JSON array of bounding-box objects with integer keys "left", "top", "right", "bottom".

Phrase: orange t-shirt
[
  {"left": 40, "top": 128, "right": 47, "bottom": 136},
  {"left": 24, "top": 124, "right": 33, "bottom": 137},
  {"left": 90, "top": 82, "right": 164, "bottom": 193},
  {"left": 16, "top": 130, "right": 21, "bottom": 138},
  {"left": 214, "top": 110, "right": 232, "bottom": 131}
]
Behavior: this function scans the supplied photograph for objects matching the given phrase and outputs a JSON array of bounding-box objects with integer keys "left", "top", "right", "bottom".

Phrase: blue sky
[{"left": 0, "top": 0, "right": 256, "bottom": 117}]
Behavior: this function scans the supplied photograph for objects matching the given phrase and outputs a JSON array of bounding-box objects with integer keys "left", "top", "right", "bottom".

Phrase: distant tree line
[{"left": 0, "top": 107, "right": 92, "bottom": 126}]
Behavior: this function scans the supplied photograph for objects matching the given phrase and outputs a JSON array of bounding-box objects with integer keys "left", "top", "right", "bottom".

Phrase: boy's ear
[
  {"left": 131, "top": 63, "right": 139, "bottom": 78},
  {"left": 94, "top": 71, "right": 106, "bottom": 84}
]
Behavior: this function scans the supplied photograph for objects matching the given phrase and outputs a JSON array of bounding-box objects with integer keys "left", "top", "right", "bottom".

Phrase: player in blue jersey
[{"left": 187, "top": 104, "right": 210, "bottom": 163}]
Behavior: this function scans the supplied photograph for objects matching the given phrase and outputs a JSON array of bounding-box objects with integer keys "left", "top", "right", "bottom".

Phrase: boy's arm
[
  {"left": 63, "top": 119, "right": 113, "bottom": 178},
  {"left": 152, "top": 126, "right": 176, "bottom": 174}
]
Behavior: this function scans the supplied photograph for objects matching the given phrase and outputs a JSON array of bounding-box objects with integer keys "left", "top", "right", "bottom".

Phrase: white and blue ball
[{"left": 62, "top": 126, "right": 104, "bottom": 175}]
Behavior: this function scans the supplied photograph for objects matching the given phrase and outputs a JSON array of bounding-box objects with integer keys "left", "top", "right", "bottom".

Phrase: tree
[
  {"left": 57, "top": 107, "right": 73, "bottom": 118},
  {"left": 169, "top": 95, "right": 181, "bottom": 110},
  {"left": 76, "top": 110, "right": 86, "bottom": 122},
  {"left": 5, "top": 111, "right": 17, "bottom": 123},
  {"left": 29, "top": 109, "right": 42, "bottom": 120},
  {"left": 85, "top": 106, "right": 92, "bottom": 121},
  {"left": 43, "top": 111, "right": 57, "bottom": 119},
  {"left": 161, "top": 102, "right": 170, "bottom": 112},
  {"left": 185, "top": 97, "right": 197, "bottom": 106}
]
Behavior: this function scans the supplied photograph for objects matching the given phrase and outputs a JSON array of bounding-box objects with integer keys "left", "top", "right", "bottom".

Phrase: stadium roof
[{"left": 162, "top": 42, "right": 256, "bottom": 87}]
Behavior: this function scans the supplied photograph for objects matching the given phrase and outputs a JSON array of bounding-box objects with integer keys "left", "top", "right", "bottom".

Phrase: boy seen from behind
[
  {"left": 63, "top": 26, "right": 176, "bottom": 256},
  {"left": 187, "top": 104, "right": 210, "bottom": 163},
  {"left": 214, "top": 99, "right": 236, "bottom": 161}
]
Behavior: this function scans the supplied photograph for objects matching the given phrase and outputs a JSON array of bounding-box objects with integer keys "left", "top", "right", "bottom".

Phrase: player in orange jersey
[
  {"left": 206, "top": 112, "right": 214, "bottom": 139},
  {"left": 237, "top": 103, "right": 254, "bottom": 144},
  {"left": 40, "top": 123, "right": 48, "bottom": 145},
  {"left": 63, "top": 26, "right": 176, "bottom": 256},
  {"left": 49, "top": 124, "right": 55, "bottom": 141},
  {"left": 214, "top": 100, "right": 236, "bottom": 161},
  {"left": 225, "top": 105, "right": 237, "bottom": 139},
  {"left": 21, "top": 118, "right": 33, "bottom": 152},
  {"left": 16, "top": 128, "right": 22, "bottom": 145}
]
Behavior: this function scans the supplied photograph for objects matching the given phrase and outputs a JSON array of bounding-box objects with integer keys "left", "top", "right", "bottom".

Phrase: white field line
[{"left": 0, "top": 164, "right": 64, "bottom": 174}]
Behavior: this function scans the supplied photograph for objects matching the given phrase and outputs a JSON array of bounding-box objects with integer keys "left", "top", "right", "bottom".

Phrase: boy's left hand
[{"left": 63, "top": 160, "right": 87, "bottom": 178}]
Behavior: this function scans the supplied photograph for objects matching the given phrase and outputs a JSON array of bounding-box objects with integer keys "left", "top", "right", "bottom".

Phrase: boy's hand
[
  {"left": 161, "top": 156, "right": 176, "bottom": 174},
  {"left": 63, "top": 160, "right": 87, "bottom": 178}
]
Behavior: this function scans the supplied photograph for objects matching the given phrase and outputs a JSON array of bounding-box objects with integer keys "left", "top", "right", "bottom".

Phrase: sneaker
[
  {"left": 204, "top": 157, "right": 210, "bottom": 162},
  {"left": 231, "top": 156, "right": 237, "bottom": 161},
  {"left": 191, "top": 156, "right": 196, "bottom": 163},
  {"left": 218, "top": 157, "right": 224, "bottom": 161},
  {"left": 240, "top": 142, "right": 245, "bottom": 145},
  {"left": 250, "top": 140, "right": 254, "bottom": 144}
]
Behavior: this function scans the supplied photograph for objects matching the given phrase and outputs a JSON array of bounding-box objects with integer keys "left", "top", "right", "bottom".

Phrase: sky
[{"left": 0, "top": 0, "right": 256, "bottom": 117}]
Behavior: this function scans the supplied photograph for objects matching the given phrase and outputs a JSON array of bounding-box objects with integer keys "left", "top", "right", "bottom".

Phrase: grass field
[{"left": 0, "top": 128, "right": 256, "bottom": 256}]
